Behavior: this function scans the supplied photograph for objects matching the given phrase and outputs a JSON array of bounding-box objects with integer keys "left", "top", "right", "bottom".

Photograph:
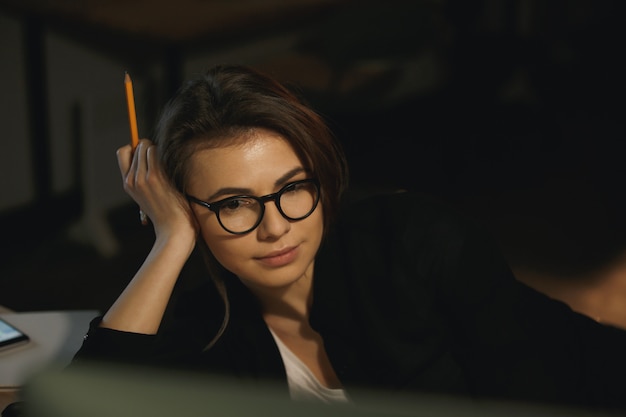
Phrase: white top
[{"left": 268, "top": 328, "right": 349, "bottom": 404}]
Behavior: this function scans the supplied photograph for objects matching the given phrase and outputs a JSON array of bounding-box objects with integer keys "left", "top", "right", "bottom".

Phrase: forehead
[{"left": 185, "top": 129, "right": 303, "bottom": 193}]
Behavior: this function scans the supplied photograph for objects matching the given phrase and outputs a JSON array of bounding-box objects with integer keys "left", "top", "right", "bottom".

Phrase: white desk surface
[{"left": 0, "top": 310, "right": 99, "bottom": 388}]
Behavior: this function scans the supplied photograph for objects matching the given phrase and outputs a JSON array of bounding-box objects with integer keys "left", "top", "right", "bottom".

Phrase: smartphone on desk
[{"left": 0, "top": 317, "right": 30, "bottom": 352}]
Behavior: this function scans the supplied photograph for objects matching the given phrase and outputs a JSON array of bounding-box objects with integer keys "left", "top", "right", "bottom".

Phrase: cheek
[
  {"left": 199, "top": 223, "right": 246, "bottom": 272},
  {"left": 308, "top": 210, "right": 325, "bottom": 250}
]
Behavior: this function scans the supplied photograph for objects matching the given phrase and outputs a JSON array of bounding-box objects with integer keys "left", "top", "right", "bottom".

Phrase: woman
[{"left": 74, "top": 65, "right": 626, "bottom": 411}]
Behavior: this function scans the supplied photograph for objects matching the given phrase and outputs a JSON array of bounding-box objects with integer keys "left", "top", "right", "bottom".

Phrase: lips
[{"left": 256, "top": 246, "right": 298, "bottom": 267}]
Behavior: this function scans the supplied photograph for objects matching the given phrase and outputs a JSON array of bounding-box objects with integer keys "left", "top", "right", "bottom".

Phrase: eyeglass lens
[{"left": 218, "top": 180, "right": 318, "bottom": 233}]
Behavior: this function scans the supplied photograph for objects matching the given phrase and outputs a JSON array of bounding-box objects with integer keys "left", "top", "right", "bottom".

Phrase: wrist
[{"left": 154, "top": 227, "right": 196, "bottom": 259}]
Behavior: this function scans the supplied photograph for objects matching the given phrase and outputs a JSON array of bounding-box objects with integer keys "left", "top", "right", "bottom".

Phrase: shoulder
[
  {"left": 323, "top": 188, "right": 514, "bottom": 303},
  {"left": 335, "top": 188, "right": 484, "bottom": 248},
  {"left": 323, "top": 187, "right": 497, "bottom": 285}
]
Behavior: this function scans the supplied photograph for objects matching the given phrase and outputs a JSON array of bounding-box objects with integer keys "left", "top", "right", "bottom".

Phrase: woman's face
[{"left": 185, "top": 128, "right": 324, "bottom": 291}]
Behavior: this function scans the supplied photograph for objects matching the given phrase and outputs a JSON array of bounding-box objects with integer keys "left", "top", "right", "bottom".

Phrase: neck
[{"left": 247, "top": 267, "right": 314, "bottom": 323}]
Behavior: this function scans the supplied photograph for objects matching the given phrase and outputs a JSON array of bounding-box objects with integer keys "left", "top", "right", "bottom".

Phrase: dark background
[{"left": 1, "top": 0, "right": 625, "bottom": 317}]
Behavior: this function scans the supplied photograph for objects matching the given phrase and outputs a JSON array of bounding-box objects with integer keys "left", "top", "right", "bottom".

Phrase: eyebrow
[{"left": 206, "top": 167, "right": 307, "bottom": 201}]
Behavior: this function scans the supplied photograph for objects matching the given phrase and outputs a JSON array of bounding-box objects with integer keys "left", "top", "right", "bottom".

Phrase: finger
[
  {"left": 137, "top": 138, "right": 153, "bottom": 147},
  {"left": 116, "top": 144, "right": 133, "bottom": 179},
  {"left": 132, "top": 140, "right": 151, "bottom": 186},
  {"left": 145, "top": 142, "right": 160, "bottom": 179}
]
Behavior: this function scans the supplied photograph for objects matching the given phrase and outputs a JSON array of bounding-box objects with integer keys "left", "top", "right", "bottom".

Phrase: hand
[
  {"left": 116, "top": 139, "right": 197, "bottom": 248},
  {"left": 99, "top": 139, "right": 198, "bottom": 334}
]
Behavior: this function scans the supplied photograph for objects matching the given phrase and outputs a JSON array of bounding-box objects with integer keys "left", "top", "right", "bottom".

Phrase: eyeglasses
[{"left": 187, "top": 178, "right": 320, "bottom": 234}]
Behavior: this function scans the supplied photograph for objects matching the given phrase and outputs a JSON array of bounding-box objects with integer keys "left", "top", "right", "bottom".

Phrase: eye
[
  {"left": 283, "top": 183, "right": 298, "bottom": 193},
  {"left": 221, "top": 197, "right": 255, "bottom": 213},
  {"left": 284, "top": 181, "right": 306, "bottom": 194}
]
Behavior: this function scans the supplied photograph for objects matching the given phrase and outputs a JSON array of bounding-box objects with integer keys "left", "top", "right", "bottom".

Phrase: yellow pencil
[{"left": 124, "top": 71, "right": 139, "bottom": 151}]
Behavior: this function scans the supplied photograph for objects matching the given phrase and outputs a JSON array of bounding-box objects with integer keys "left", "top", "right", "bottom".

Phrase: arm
[{"left": 101, "top": 139, "right": 197, "bottom": 334}]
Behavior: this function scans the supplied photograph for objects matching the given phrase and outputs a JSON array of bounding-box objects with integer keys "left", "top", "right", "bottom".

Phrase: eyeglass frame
[{"left": 186, "top": 178, "right": 321, "bottom": 235}]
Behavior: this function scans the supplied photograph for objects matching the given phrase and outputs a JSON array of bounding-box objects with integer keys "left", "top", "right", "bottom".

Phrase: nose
[{"left": 256, "top": 201, "right": 290, "bottom": 240}]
